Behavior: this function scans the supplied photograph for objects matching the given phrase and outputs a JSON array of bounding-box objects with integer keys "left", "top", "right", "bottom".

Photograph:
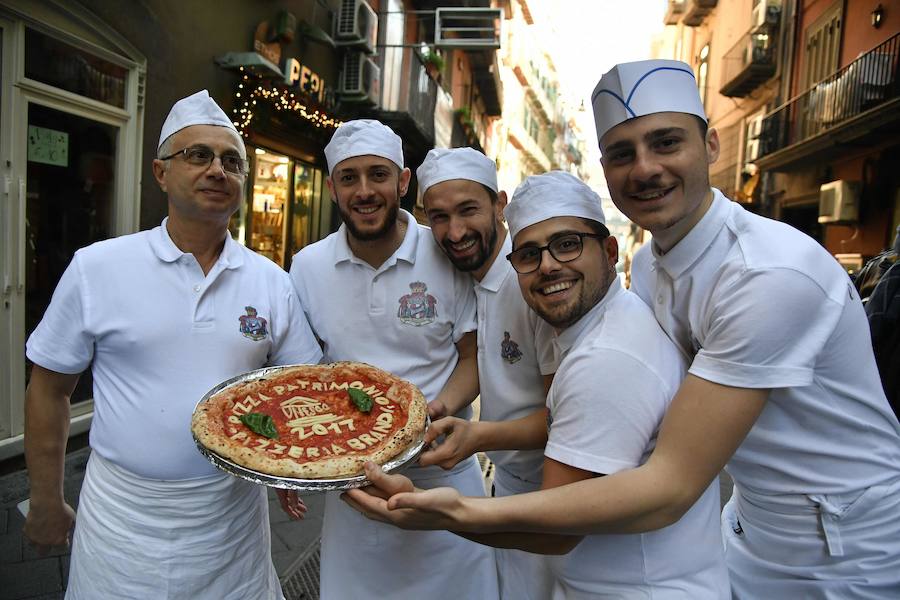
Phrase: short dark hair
[
  {"left": 480, "top": 184, "right": 498, "bottom": 204},
  {"left": 581, "top": 218, "right": 610, "bottom": 239},
  {"left": 694, "top": 115, "right": 709, "bottom": 140}
]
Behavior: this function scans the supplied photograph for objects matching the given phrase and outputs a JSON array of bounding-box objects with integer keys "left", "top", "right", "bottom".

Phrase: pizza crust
[{"left": 192, "top": 362, "right": 427, "bottom": 479}]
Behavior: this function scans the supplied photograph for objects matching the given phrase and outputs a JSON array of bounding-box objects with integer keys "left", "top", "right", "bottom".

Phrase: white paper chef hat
[
  {"left": 417, "top": 147, "right": 498, "bottom": 197},
  {"left": 505, "top": 171, "right": 606, "bottom": 240},
  {"left": 324, "top": 119, "right": 404, "bottom": 173},
  {"left": 158, "top": 90, "right": 238, "bottom": 151},
  {"left": 591, "top": 59, "right": 707, "bottom": 142}
]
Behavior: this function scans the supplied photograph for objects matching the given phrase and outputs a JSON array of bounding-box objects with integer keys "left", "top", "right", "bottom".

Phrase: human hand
[
  {"left": 23, "top": 500, "right": 76, "bottom": 556},
  {"left": 342, "top": 463, "right": 465, "bottom": 530},
  {"left": 419, "top": 417, "right": 480, "bottom": 470},
  {"left": 275, "top": 489, "right": 307, "bottom": 520},
  {"left": 427, "top": 399, "right": 448, "bottom": 421}
]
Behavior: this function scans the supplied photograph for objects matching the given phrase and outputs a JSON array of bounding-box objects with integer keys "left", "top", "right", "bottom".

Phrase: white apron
[
  {"left": 492, "top": 467, "right": 555, "bottom": 600},
  {"left": 722, "top": 479, "right": 900, "bottom": 599},
  {"left": 320, "top": 455, "right": 500, "bottom": 599},
  {"left": 66, "top": 453, "right": 283, "bottom": 600}
]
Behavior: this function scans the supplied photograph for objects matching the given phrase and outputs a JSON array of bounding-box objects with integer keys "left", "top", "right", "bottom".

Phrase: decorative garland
[{"left": 232, "top": 68, "right": 342, "bottom": 136}]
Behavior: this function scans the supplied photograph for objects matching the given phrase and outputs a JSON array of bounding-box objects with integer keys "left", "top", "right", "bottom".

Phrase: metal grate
[{"left": 281, "top": 539, "right": 321, "bottom": 600}]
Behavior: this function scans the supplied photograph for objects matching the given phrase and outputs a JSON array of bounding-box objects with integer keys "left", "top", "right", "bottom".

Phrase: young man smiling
[
  {"left": 344, "top": 60, "right": 900, "bottom": 599},
  {"left": 416, "top": 148, "right": 556, "bottom": 600},
  {"left": 345, "top": 171, "right": 729, "bottom": 598},
  {"left": 289, "top": 121, "right": 498, "bottom": 599}
]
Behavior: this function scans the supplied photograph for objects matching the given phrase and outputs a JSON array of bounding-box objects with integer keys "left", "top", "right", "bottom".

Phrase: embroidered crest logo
[
  {"left": 239, "top": 306, "right": 268, "bottom": 341},
  {"left": 500, "top": 331, "right": 523, "bottom": 364},
  {"left": 398, "top": 281, "right": 437, "bottom": 326}
]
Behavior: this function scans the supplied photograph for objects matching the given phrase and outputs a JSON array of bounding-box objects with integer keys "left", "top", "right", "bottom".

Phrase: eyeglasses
[
  {"left": 506, "top": 232, "right": 607, "bottom": 274},
  {"left": 159, "top": 145, "right": 248, "bottom": 175}
]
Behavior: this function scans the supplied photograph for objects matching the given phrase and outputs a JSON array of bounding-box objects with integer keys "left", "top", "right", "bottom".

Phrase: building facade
[{"left": 657, "top": 0, "right": 900, "bottom": 270}]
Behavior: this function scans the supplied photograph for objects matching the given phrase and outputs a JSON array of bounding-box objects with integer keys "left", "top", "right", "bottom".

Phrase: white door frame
[{"left": 0, "top": 3, "right": 145, "bottom": 459}]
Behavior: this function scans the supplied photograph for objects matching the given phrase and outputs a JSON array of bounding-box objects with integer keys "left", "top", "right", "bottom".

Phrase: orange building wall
[{"left": 841, "top": 0, "right": 900, "bottom": 66}]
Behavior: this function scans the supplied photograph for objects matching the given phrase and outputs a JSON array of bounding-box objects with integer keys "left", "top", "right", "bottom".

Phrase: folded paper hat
[
  {"left": 591, "top": 59, "right": 707, "bottom": 143},
  {"left": 325, "top": 119, "right": 404, "bottom": 173},
  {"left": 158, "top": 90, "right": 238, "bottom": 151},
  {"left": 505, "top": 171, "right": 606, "bottom": 240},
  {"left": 417, "top": 147, "right": 498, "bottom": 197}
]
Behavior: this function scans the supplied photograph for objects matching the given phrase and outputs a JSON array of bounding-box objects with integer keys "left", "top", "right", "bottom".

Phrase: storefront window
[
  {"left": 249, "top": 149, "right": 290, "bottom": 266},
  {"left": 231, "top": 146, "right": 331, "bottom": 268},
  {"left": 24, "top": 27, "right": 127, "bottom": 108}
]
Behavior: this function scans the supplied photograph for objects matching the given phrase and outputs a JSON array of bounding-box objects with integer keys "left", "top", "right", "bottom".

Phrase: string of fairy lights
[{"left": 231, "top": 68, "right": 342, "bottom": 136}]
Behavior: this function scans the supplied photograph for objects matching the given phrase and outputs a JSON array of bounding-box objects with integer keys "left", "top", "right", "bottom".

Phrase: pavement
[{"left": 0, "top": 447, "right": 325, "bottom": 600}]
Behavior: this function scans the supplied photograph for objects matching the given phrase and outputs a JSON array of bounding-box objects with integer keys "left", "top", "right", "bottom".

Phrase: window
[
  {"left": 697, "top": 43, "right": 710, "bottom": 108},
  {"left": 803, "top": 3, "right": 842, "bottom": 90}
]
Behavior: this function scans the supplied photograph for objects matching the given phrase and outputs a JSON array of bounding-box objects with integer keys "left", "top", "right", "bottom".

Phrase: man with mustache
[
  {"left": 347, "top": 60, "right": 900, "bottom": 598},
  {"left": 23, "top": 90, "right": 323, "bottom": 599},
  {"left": 416, "top": 147, "right": 556, "bottom": 600},
  {"left": 288, "top": 120, "right": 499, "bottom": 598},
  {"left": 346, "top": 171, "right": 730, "bottom": 597}
]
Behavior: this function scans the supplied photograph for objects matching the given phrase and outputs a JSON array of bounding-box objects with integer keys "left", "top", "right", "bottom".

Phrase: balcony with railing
[
  {"left": 756, "top": 33, "right": 900, "bottom": 171},
  {"left": 683, "top": 0, "right": 718, "bottom": 26},
  {"left": 720, "top": 24, "right": 777, "bottom": 97},
  {"left": 376, "top": 47, "right": 438, "bottom": 148}
]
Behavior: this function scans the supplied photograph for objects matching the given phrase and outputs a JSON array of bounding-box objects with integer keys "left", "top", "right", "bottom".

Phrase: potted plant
[{"left": 422, "top": 49, "right": 445, "bottom": 80}]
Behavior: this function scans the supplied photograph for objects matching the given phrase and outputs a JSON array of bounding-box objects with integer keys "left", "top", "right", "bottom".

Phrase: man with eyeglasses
[
  {"left": 345, "top": 171, "right": 729, "bottom": 598},
  {"left": 415, "top": 148, "right": 557, "bottom": 600},
  {"left": 23, "top": 90, "right": 322, "bottom": 599}
]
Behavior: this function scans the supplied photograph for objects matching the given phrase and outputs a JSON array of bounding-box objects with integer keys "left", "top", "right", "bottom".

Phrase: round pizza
[{"left": 191, "top": 362, "right": 428, "bottom": 479}]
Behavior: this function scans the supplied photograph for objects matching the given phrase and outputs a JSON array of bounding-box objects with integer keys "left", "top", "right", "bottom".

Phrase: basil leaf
[
  {"left": 348, "top": 388, "right": 373, "bottom": 413},
  {"left": 239, "top": 412, "right": 279, "bottom": 439}
]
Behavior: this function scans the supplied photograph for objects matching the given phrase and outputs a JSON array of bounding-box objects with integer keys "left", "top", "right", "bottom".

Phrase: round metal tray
[{"left": 192, "top": 364, "right": 428, "bottom": 491}]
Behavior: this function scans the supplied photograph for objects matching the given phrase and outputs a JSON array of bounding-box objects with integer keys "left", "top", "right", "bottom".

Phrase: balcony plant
[{"left": 422, "top": 49, "right": 445, "bottom": 81}]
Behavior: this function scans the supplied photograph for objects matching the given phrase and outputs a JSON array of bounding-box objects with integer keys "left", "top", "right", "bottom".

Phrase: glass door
[{"left": 23, "top": 102, "right": 119, "bottom": 405}]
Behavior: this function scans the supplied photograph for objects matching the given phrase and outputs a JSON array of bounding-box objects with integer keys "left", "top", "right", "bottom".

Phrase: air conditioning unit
[
  {"left": 339, "top": 51, "right": 380, "bottom": 105},
  {"left": 818, "top": 180, "right": 859, "bottom": 224},
  {"left": 334, "top": 0, "right": 378, "bottom": 54},
  {"left": 752, "top": 0, "right": 781, "bottom": 30}
]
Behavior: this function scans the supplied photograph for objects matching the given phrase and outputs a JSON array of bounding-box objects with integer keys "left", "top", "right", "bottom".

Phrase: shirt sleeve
[
  {"left": 544, "top": 348, "right": 669, "bottom": 475},
  {"left": 268, "top": 284, "right": 324, "bottom": 366},
  {"left": 690, "top": 268, "right": 846, "bottom": 388},
  {"left": 25, "top": 252, "right": 94, "bottom": 374},
  {"left": 450, "top": 272, "right": 477, "bottom": 343}
]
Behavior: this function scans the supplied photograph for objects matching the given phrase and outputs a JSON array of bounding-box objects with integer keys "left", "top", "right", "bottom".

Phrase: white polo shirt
[
  {"left": 26, "top": 219, "right": 323, "bottom": 480},
  {"left": 545, "top": 279, "right": 728, "bottom": 597},
  {"left": 631, "top": 189, "right": 900, "bottom": 496},
  {"left": 475, "top": 234, "right": 556, "bottom": 487},
  {"left": 290, "top": 209, "right": 477, "bottom": 416}
]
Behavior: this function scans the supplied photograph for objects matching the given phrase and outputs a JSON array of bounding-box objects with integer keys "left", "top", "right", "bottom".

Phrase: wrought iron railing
[
  {"left": 759, "top": 33, "right": 899, "bottom": 158},
  {"left": 720, "top": 24, "right": 777, "bottom": 97},
  {"left": 379, "top": 47, "right": 437, "bottom": 140}
]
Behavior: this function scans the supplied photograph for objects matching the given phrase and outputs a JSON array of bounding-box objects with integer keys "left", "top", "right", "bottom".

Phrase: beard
[
  {"left": 531, "top": 264, "right": 615, "bottom": 329},
  {"left": 337, "top": 185, "right": 402, "bottom": 241},
  {"left": 442, "top": 220, "right": 498, "bottom": 273}
]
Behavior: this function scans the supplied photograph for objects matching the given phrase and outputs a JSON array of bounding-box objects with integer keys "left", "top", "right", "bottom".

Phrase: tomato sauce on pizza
[{"left": 191, "top": 362, "right": 427, "bottom": 479}]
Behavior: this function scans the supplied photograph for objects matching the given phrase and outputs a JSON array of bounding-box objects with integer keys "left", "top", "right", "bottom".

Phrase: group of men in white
[{"left": 22, "top": 57, "right": 900, "bottom": 599}]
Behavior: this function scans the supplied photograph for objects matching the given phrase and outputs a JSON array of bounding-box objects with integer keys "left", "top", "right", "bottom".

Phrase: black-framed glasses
[
  {"left": 506, "top": 232, "right": 607, "bottom": 274},
  {"left": 159, "top": 145, "right": 248, "bottom": 175}
]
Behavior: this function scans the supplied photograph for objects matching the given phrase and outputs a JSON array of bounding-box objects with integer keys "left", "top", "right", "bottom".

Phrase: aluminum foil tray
[{"left": 192, "top": 365, "right": 428, "bottom": 492}]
